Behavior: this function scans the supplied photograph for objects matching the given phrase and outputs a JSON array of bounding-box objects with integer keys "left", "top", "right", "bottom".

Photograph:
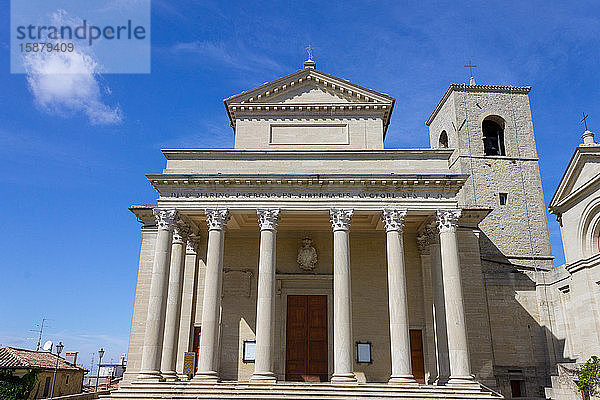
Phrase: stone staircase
[
  {"left": 544, "top": 363, "right": 582, "bottom": 400},
  {"left": 100, "top": 381, "right": 504, "bottom": 400}
]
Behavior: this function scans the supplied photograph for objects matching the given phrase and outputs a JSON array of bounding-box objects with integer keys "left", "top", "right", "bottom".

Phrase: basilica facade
[{"left": 107, "top": 60, "right": 567, "bottom": 400}]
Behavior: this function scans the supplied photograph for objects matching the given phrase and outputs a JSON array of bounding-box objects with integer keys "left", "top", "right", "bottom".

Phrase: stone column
[
  {"left": 330, "top": 209, "right": 357, "bottom": 384},
  {"left": 382, "top": 209, "right": 417, "bottom": 386},
  {"left": 436, "top": 209, "right": 475, "bottom": 386},
  {"left": 194, "top": 209, "right": 230, "bottom": 382},
  {"left": 176, "top": 234, "right": 201, "bottom": 379},
  {"left": 137, "top": 208, "right": 177, "bottom": 381},
  {"left": 160, "top": 221, "right": 189, "bottom": 381},
  {"left": 427, "top": 223, "right": 450, "bottom": 385},
  {"left": 251, "top": 209, "right": 281, "bottom": 383}
]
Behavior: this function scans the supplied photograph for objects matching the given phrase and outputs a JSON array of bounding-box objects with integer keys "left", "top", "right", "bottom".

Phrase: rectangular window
[
  {"left": 65, "top": 374, "right": 69, "bottom": 385},
  {"left": 499, "top": 193, "right": 508, "bottom": 206},
  {"left": 43, "top": 376, "right": 51, "bottom": 397}
]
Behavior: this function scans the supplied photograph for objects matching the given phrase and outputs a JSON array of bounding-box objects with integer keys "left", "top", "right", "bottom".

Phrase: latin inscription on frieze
[{"left": 165, "top": 190, "right": 448, "bottom": 200}]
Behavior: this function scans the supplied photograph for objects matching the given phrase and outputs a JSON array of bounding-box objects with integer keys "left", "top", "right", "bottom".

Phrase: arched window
[
  {"left": 439, "top": 130, "right": 449, "bottom": 148},
  {"left": 482, "top": 116, "right": 506, "bottom": 156}
]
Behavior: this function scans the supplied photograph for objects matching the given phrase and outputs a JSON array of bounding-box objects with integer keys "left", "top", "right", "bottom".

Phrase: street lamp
[
  {"left": 95, "top": 348, "right": 104, "bottom": 392},
  {"left": 50, "top": 341, "right": 64, "bottom": 399}
]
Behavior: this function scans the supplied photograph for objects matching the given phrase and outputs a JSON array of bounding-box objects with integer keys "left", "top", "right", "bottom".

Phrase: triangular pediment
[
  {"left": 549, "top": 146, "right": 600, "bottom": 211},
  {"left": 223, "top": 66, "right": 396, "bottom": 135},
  {"left": 225, "top": 68, "right": 394, "bottom": 106},
  {"left": 254, "top": 81, "right": 356, "bottom": 104}
]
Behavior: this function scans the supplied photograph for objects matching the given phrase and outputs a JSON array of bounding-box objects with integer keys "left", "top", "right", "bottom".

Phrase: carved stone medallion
[{"left": 297, "top": 237, "right": 318, "bottom": 271}]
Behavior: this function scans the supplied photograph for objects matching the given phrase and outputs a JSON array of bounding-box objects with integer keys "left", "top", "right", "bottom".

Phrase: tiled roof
[{"left": 0, "top": 347, "right": 87, "bottom": 371}]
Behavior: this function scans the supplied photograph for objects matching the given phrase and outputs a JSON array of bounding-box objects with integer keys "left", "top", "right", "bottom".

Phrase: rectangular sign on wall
[{"left": 182, "top": 352, "right": 196, "bottom": 376}]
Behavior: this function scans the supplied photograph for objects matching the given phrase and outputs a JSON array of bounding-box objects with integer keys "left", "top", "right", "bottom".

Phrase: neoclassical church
[{"left": 104, "top": 59, "right": 580, "bottom": 400}]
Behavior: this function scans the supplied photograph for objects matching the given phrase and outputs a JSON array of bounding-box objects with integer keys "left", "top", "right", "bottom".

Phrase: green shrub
[
  {"left": 0, "top": 369, "right": 38, "bottom": 400},
  {"left": 577, "top": 356, "right": 600, "bottom": 397}
]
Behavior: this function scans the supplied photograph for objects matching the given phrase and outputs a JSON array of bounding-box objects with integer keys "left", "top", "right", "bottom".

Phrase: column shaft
[
  {"left": 330, "top": 209, "right": 357, "bottom": 384},
  {"left": 437, "top": 210, "right": 475, "bottom": 386},
  {"left": 160, "top": 223, "right": 189, "bottom": 381},
  {"left": 176, "top": 236, "right": 200, "bottom": 379},
  {"left": 383, "top": 209, "right": 417, "bottom": 386},
  {"left": 429, "top": 232, "right": 450, "bottom": 385},
  {"left": 251, "top": 209, "right": 280, "bottom": 383},
  {"left": 137, "top": 209, "right": 177, "bottom": 381},
  {"left": 195, "top": 209, "right": 229, "bottom": 382}
]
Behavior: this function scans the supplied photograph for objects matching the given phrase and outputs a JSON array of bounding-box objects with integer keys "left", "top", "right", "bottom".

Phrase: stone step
[{"left": 100, "top": 383, "right": 502, "bottom": 400}]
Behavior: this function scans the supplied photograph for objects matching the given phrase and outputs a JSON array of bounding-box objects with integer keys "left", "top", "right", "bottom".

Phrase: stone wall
[
  {"left": 122, "top": 227, "right": 156, "bottom": 382},
  {"left": 30, "top": 370, "right": 84, "bottom": 399}
]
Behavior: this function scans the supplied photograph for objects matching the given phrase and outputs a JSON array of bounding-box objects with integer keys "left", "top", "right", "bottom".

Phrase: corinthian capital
[
  {"left": 257, "top": 209, "right": 281, "bottom": 231},
  {"left": 436, "top": 209, "right": 462, "bottom": 233},
  {"left": 417, "top": 232, "right": 430, "bottom": 254},
  {"left": 330, "top": 209, "right": 353, "bottom": 231},
  {"left": 186, "top": 234, "right": 201, "bottom": 253},
  {"left": 172, "top": 221, "right": 190, "bottom": 244},
  {"left": 382, "top": 209, "right": 407, "bottom": 232},
  {"left": 153, "top": 208, "right": 177, "bottom": 231},
  {"left": 425, "top": 221, "right": 439, "bottom": 245},
  {"left": 205, "top": 209, "right": 230, "bottom": 231}
]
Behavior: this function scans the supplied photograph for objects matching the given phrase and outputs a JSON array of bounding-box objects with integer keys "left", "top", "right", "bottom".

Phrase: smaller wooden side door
[
  {"left": 192, "top": 327, "right": 201, "bottom": 372},
  {"left": 410, "top": 329, "right": 425, "bottom": 384}
]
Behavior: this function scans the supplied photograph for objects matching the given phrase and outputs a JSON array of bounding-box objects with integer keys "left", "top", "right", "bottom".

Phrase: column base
[
  {"left": 160, "top": 371, "right": 180, "bottom": 382},
  {"left": 388, "top": 375, "right": 419, "bottom": 386},
  {"left": 434, "top": 376, "right": 450, "bottom": 386},
  {"left": 191, "top": 371, "right": 220, "bottom": 383},
  {"left": 447, "top": 376, "right": 480, "bottom": 389},
  {"left": 249, "top": 372, "right": 277, "bottom": 384},
  {"left": 135, "top": 370, "right": 165, "bottom": 382},
  {"left": 331, "top": 373, "right": 357, "bottom": 384}
]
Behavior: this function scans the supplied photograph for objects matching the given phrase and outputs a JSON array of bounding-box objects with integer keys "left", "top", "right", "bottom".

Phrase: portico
[{"left": 131, "top": 194, "right": 476, "bottom": 386}]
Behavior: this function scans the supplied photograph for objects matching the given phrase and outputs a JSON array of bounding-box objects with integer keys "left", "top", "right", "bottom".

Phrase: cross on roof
[
  {"left": 581, "top": 112, "right": 590, "bottom": 131},
  {"left": 464, "top": 60, "right": 477, "bottom": 78},
  {"left": 305, "top": 45, "right": 314, "bottom": 61}
]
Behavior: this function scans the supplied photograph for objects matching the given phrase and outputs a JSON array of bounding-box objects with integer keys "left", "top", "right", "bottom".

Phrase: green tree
[
  {"left": 577, "top": 356, "right": 600, "bottom": 397},
  {"left": 0, "top": 369, "right": 38, "bottom": 400}
]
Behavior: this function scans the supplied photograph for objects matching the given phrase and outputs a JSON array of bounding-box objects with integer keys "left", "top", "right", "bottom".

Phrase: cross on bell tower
[{"left": 464, "top": 60, "right": 477, "bottom": 85}]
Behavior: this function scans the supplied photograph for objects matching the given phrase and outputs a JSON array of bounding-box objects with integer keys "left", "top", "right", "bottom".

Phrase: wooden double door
[
  {"left": 285, "top": 295, "right": 328, "bottom": 381},
  {"left": 284, "top": 295, "right": 425, "bottom": 383}
]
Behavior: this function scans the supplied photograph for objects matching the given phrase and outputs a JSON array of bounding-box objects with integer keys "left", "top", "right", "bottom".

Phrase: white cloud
[{"left": 22, "top": 10, "right": 122, "bottom": 125}]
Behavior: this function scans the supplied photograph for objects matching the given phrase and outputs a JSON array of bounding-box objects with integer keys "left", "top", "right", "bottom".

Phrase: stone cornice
[
  {"left": 161, "top": 148, "right": 455, "bottom": 160},
  {"left": 549, "top": 146, "right": 600, "bottom": 214},
  {"left": 147, "top": 173, "right": 468, "bottom": 192},
  {"left": 426, "top": 83, "right": 532, "bottom": 126},
  {"left": 565, "top": 252, "right": 600, "bottom": 274}
]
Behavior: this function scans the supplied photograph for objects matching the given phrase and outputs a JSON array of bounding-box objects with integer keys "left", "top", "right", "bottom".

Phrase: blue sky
[{"left": 1, "top": 0, "right": 599, "bottom": 372}]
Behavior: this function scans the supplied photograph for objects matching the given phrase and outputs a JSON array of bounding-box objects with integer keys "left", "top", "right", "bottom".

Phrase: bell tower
[
  {"left": 426, "top": 81, "right": 553, "bottom": 270},
  {"left": 426, "top": 79, "right": 556, "bottom": 395}
]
